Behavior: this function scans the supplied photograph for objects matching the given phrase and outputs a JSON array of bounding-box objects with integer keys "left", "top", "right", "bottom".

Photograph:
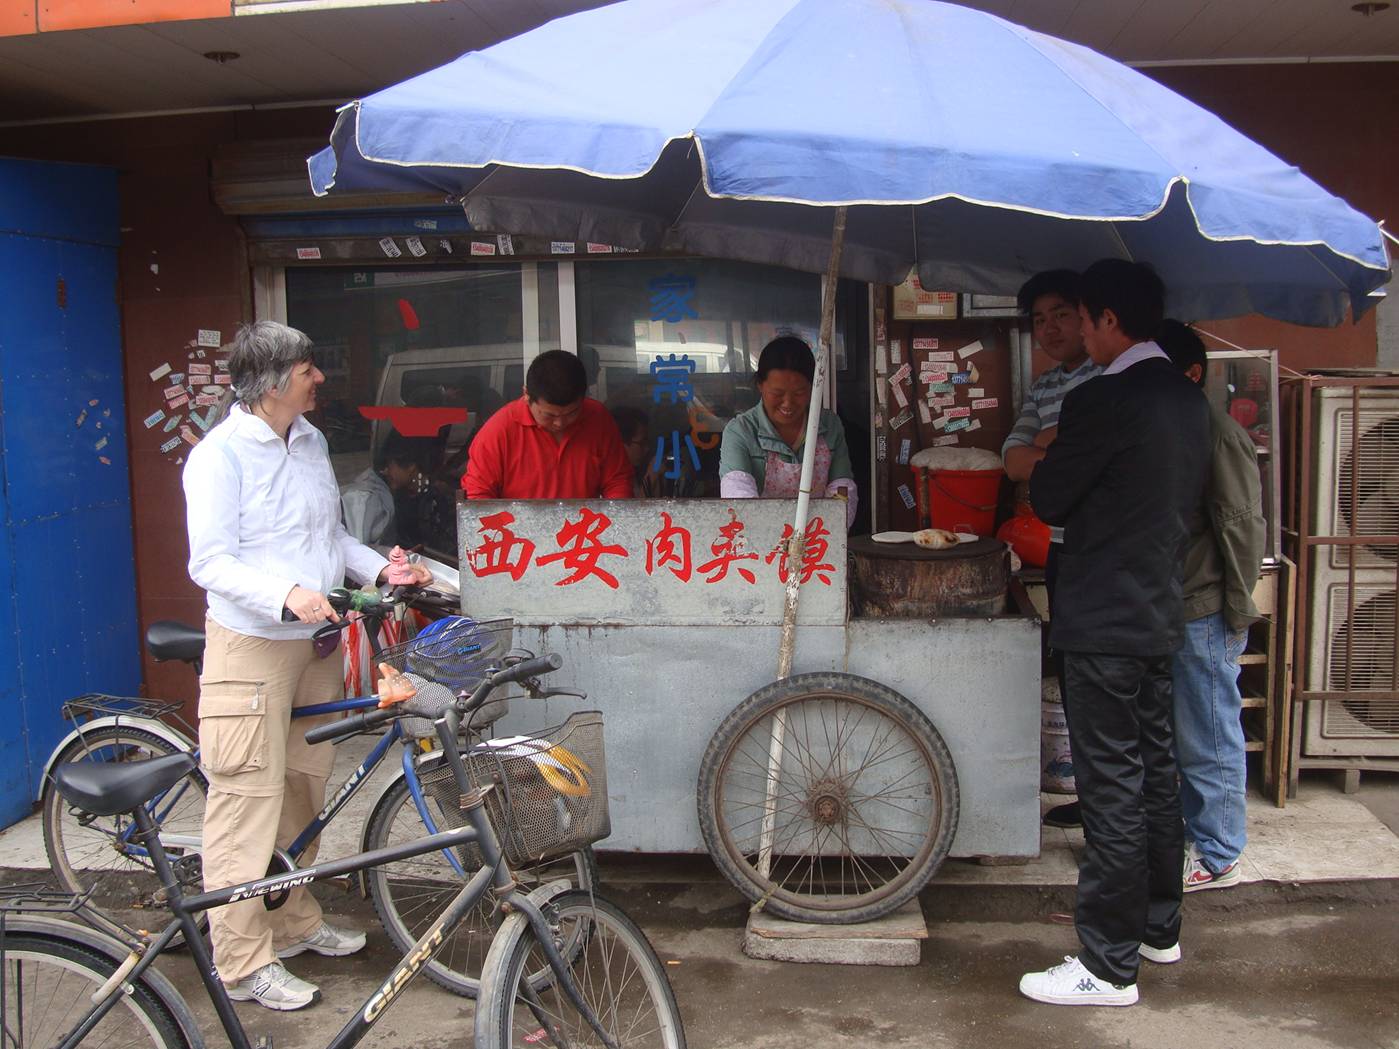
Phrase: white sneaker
[
  {"left": 1184, "top": 844, "right": 1243, "bottom": 892},
  {"left": 226, "top": 962, "right": 319, "bottom": 1011},
  {"left": 1139, "top": 942, "right": 1181, "bottom": 964},
  {"left": 1019, "top": 956, "right": 1138, "bottom": 1007},
  {"left": 277, "top": 920, "right": 367, "bottom": 959}
]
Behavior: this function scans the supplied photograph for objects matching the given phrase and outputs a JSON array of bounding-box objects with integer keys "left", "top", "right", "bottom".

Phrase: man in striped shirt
[{"left": 1002, "top": 269, "right": 1102, "bottom": 831}]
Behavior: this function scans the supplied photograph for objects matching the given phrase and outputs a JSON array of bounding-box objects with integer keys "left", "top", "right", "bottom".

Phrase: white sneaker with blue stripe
[{"left": 1019, "top": 955, "right": 1138, "bottom": 1006}]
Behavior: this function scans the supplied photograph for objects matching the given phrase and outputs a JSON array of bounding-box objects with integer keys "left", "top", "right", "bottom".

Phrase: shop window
[
  {"left": 286, "top": 264, "right": 540, "bottom": 562},
  {"left": 575, "top": 258, "right": 853, "bottom": 498}
]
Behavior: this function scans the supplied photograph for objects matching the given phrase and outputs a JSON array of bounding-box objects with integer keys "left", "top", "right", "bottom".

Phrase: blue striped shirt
[{"left": 1002, "top": 357, "right": 1103, "bottom": 456}]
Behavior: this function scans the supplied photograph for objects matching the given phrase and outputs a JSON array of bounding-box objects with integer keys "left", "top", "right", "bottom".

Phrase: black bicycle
[{"left": 1, "top": 652, "right": 686, "bottom": 1049}]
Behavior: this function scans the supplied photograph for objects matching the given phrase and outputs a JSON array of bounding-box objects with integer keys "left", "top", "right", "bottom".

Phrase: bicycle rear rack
[{"left": 61, "top": 694, "right": 185, "bottom": 723}]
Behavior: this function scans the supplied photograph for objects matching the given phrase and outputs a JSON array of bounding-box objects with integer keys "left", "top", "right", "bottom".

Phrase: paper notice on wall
[
  {"left": 195, "top": 393, "right": 219, "bottom": 407},
  {"left": 921, "top": 371, "right": 948, "bottom": 384},
  {"left": 191, "top": 408, "right": 213, "bottom": 432},
  {"left": 215, "top": 357, "right": 230, "bottom": 370},
  {"left": 876, "top": 433, "right": 887, "bottom": 461},
  {"left": 414, "top": 218, "right": 438, "bottom": 230},
  {"left": 933, "top": 433, "right": 960, "bottom": 447},
  {"left": 875, "top": 345, "right": 888, "bottom": 374},
  {"left": 168, "top": 395, "right": 189, "bottom": 410},
  {"left": 160, "top": 436, "right": 182, "bottom": 454},
  {"left": 958, "top": 340, "right": 984, "bottom": 360},
  {"left": 972, "top": 397, "right": 999, "bottom": 410},
  {"left": 945, "top": 417, "right": 971, "bottom": 433},
  {"left": 143, "top": 409, "right": 166, "bottom": 429},
  {"left": 149, "top": 363, "right": 172, "bottom": 382},
  {"left": 930, "top": 395, "right": 956, "bottom": 409},
  {"left": 180, "top": 426, "right": 199, "bottom": 445},
  {"left": 926, "top": 350, "right": 955, "bottom": 363},
  {"left": 945, "top": 406, "right": 971, "bottom": 419},
  {"left": 405, "top": 236, "right": 427, "bottom": 257},
  {"left": 890, "top": 380, "right": 909, "bottom": 409},
  {"left": 296, "top": 247, "right": 322, "bottom": 260},
  {"left": 897, "top": 483, "right": 916, "bottom": 509},
  {"left": 470, "top": 240, "right": 497, "bottom": 256},
  {"left": 197, "top": 330, "right": 222, "bottom": 348},
  {"left": 951, "top": 371, "right": 972, "bottom": 385},
  {"left": 890, "top": 362, "right": 911, "bottom": 385},
  {"left": 912, "top": 338, "right": 939, "bottom": 350},
  {"left": 969, "top": 387, "right": 985, "bottom": 398},
  {"left": 497, "top": 235, "right": 515, "bottom": 255},
  {"left": 214, "top": 374, "right": 232, "bottom": 385},
  {"left": 379, "top": 237, "right": 403, "bottom": 258},
  {"left": 889, "top": 340, "right": 902, "bottom": 365},
  {"left": 439, "top": 240, "right": 454, "bottom": 254},
  {"left": 551, "top": 242, "right": 576, "bottom": 254},
  {"left": 586, "top": 243, "right": 613, "bottom": 253},
  {"left": 928, "top": 383, "right": 953, "bottom": 395},
  {"left": 188, "top": 363, "right": 212, "bottom": 378},
  {"left": 918, "top": 400, "right": 932, "bottom": 425},
  {"left": 163, "top": 385, "right": 185, "bottom": 402},
  {"left": 94, "top": 436, "right": 108, "bottom": 452},
  {"left": 897, "top": 437, "right": 911, "bottom": 465},
  {"left": 933, "top": 414, "right": 948, "bottom": 431},
  {"left": 967, "top": 419, "right": 982, "bottom": 432},
  {"left": 875, "top": 381, "right": 888, "bottom": 408},
  {"left": 163, "top": 414, "right": 182, "bottom": 432},
  {"left": 890, "top": 408, "right": 913, "bottom": 430}
]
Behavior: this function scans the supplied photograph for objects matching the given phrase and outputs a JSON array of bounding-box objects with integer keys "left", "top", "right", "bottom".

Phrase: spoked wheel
[
  {"left": 698, "top": 672, "right": 959, "bottom": 924},
  {"left": 1, "top": 933, "right": 188, "bottom": 1049},
  {"left": 365, "top": 765, "right": 598, "bottom": 998},
  {"left": 42, "top": 725, "right": 208, "bottom": 942},
  {"left": 475, "top": 889, "right": 686, "bottom": 1049}
]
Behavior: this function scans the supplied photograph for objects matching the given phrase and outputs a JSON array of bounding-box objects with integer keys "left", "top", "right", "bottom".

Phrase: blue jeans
[{"left": 1171, "top": 612, "right": 1248, "bottom": 872}]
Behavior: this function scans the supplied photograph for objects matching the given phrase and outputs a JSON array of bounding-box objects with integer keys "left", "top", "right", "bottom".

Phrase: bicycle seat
[
  {"left": 52, "top": 751, "right": 196, "bottom": 817},
  {"left": 146, "top": 620, "right": 206, "bottom": 664}
]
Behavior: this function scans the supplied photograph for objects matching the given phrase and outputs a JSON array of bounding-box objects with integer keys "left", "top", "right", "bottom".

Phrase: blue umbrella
[{"left": 310, "top": 0, "right": 1390, "bottom": 327}]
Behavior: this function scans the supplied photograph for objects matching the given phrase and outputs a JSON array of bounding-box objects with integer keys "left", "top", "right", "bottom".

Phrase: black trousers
[{"left": 1060, "top": 650, "right": 1184, "bottom": 985}]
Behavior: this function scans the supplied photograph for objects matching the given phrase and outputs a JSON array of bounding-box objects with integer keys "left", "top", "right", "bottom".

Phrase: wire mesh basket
[
  {"left": 419, "top": 711, "right": 611, "bottom": 867},
  {"left": 377, "top": 616, "right": 514, "bottom": 693}
]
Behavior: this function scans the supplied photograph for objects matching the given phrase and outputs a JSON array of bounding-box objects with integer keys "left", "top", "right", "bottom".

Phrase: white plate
[{"left": 870, "top": 530, "right": 978, "bottom": 545}]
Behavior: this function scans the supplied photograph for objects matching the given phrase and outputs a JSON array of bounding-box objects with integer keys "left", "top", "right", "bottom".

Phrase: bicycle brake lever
[{"left": 534, "top": 687, "right": 588, "bottom": 701}]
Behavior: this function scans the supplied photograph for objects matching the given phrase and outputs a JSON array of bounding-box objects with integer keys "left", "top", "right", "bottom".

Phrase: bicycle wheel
[
  {"left": 364, "top": 768, "right": 598, "bottom": 998},
  {"left": 475, "top": 889, "right": 685, "bottom": 1049},
  {"left": 1, "top": 932, "right": 187, "bottom": 1049},
  {"left": 43, "top": 725, "right": 209, "bottom": 940},
  {"left": 697, "top": 672, "right": 959, "bottom": 924}
]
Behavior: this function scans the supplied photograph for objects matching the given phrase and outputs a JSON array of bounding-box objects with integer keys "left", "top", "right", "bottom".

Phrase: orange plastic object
[
  {"left": 997, "top": 506, "right": 1051, "bottom": 568},
  {"left": 1228, "top": 397, "right": 1259, "bottom": 429}
]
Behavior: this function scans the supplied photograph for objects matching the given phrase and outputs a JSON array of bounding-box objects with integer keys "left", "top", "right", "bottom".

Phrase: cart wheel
[{"left": 697, "top": 672, "right": 958, "bottom": 924}]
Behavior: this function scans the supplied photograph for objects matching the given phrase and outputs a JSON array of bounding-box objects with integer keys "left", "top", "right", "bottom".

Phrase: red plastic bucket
[{"left": 925, "top": 468, "right": 1003, "bottom": 536}]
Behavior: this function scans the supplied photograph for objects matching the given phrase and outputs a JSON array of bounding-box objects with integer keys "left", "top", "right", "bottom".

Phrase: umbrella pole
[{"left": 758, "top": 206, "right": 848, "bottom": 884}]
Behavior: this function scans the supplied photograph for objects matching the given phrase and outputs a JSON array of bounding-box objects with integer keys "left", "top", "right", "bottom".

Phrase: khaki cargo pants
[{"left": 198, "top": 617, "right": 344, "bottom": 985}]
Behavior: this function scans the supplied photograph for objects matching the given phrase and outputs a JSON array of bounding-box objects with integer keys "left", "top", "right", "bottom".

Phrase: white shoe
[
  {"left": 1139, "top": 942, "right": 1181, "bottom": 964},
  {"left": 226, "top": 962, "right": 319, "bottom": 1011},
  {"left": 277, "top": 921, "right": 367, "bottom": 959},
  {"left": 1019, "top": 956, "right": 1138, "bottom": 1007},
  {"left": 1184, "top": 844, "right": 1243, "bottom": 893}
]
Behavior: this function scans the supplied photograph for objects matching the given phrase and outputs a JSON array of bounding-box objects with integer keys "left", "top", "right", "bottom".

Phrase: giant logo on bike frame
[{"left": 458, "top": 499, "right": 847, "bottom": 626}]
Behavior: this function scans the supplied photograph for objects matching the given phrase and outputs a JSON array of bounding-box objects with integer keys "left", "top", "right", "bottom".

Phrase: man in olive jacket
[
  {"left": 1157, "top": 320, "right": 1265, "bottom": 894},
  {"left": 1020, "top": 260, "right": 1210, "bottom": 1008}
]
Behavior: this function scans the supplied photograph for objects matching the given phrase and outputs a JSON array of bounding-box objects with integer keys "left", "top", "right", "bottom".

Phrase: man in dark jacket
[
  {"left": 1157, "top": 320, "right": 1265, "bottom": 893},
  {"left": 1020, "top": 260, "right": 1210, "bottom": 1007}
]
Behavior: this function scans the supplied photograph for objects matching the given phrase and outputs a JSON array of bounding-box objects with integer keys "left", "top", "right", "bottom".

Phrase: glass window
[
  {"left": 574, "top": 258, "right": 851, "bottom": 498},
  {"left": 286, "top": 264, "right": 532, "bottom": 562}
]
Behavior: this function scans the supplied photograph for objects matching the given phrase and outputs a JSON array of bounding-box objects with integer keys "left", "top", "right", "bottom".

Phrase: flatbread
[{"left": 912, "top": 528, "right": 959, "bottom": 550}]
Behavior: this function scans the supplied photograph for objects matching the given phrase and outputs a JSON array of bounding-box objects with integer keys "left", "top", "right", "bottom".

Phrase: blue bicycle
[{"left": 39, "top": 587, "right": 597, "bottom": 997}]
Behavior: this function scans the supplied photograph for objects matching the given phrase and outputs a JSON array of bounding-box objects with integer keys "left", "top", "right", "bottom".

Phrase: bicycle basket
[
  {"left": 419, "top": 711, "right": 610, "bottom": 868},
  {"left": 377, "top": 616, "right": 513, "bottom": 693}
]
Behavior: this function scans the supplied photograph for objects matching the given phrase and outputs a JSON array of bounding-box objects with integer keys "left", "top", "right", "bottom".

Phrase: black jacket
[{"left": 1029, "top": 356, "right": 1210, "bottom": 656}]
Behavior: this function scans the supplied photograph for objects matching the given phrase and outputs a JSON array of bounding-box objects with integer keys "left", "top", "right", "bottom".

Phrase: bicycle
[
  {"left": 4, "top": 650, "right": 686, "bottom": 1049},
  {"left": 40, "top": 587, "right": 597, "bottom": 996}
]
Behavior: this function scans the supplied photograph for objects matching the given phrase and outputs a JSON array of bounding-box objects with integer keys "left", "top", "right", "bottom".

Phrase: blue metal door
[{"left": 0, "top": 157, "right": 137, "bottom": 829}]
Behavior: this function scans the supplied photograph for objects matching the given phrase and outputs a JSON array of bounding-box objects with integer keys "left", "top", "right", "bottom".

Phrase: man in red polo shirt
[{"left": 463, "top": 349, "right": 634, "bottom": 500}]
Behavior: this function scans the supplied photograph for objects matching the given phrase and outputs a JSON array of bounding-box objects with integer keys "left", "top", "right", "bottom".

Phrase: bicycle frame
[{"left": 62, "top": 786, "right": 507, "bottom": 1049}]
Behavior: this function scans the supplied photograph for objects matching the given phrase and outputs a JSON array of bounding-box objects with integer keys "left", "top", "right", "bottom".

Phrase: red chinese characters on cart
[{"left": 465, "top": 506, "right": 835, "bottom": 589}]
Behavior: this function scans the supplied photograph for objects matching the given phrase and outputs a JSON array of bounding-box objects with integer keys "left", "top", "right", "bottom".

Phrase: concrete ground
[{"left": 5, "top": 740, "right": 1398, "bottom": 1049}]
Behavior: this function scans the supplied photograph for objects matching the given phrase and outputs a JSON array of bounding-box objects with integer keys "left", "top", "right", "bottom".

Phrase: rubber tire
[
  {"left": 42, "top": 724, "right": 209, "bottom": 944},
  {"left": 2, "top": 932, "right": 188, "bottom": 1049},
  {"left": 697, "top": 671, "right": 959, "bottom": 924},
  {"left": 475, "top": 889, "right": 686, "bottom": 1049},
  {"left": 364, "top": 768, "right": 599, "bottom": 998}
]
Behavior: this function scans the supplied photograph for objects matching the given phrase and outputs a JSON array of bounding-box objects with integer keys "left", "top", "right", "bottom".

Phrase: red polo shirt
[{"left": 462, "top": 396, "right": 634, "bottom": 500}]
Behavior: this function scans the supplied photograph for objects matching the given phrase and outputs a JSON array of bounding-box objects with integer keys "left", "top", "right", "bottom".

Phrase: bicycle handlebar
[
  {"left": 304, "top": 706, "right": 397, "bottom": 746},
  {"left": 490, "top": 653, "right": 563, "bottom": 687}
]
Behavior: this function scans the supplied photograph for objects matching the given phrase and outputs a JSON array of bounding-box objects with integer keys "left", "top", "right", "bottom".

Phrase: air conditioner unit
[{"left": 1303, "top": 387, "right": 1399, "bottom": 758}]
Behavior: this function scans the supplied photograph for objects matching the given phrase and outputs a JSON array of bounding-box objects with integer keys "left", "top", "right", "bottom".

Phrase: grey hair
[{"left": 211, "top": 322, "right": 315, "bottom": 423}]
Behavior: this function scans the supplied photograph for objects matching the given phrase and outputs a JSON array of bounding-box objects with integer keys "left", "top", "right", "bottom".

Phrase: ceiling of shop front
[{"left": 3, "top": 0, "right": 1399, "bottom": 123}]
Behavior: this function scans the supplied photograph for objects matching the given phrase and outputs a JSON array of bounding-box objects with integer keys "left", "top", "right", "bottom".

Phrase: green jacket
[
  {"left": 1183, "top": 399, "right": 1266, "bottom": 631},
  {"left": 718, "top": 403, "right": 853, "bottom": 491}
]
